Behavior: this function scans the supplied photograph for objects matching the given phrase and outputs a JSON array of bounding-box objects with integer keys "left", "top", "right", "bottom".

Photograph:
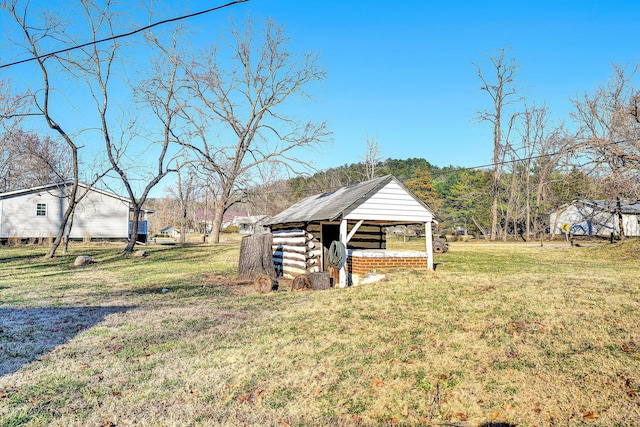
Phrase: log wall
[
  {"left": 272, "top": 227, "right": 322, "bottom": 278},
  {"left": 270, "top": 222, "right": 387, "bottom": 278}
]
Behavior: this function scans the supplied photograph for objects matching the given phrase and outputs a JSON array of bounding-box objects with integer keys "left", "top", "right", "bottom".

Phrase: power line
[
  {"left": 428, "top": 138, "right": 632, "bottom": 178},
  {"left": 0, "top": 0, "right": 249, "bottom": 69}
]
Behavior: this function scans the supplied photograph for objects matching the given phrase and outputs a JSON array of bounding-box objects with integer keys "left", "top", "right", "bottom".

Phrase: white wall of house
[
  {"left": 1, "top": 190, "right": 65, "bottom": 238},
  {"left": 0, "top": 186, "right": 130, "bottom": 239},
  {"left": 69, "top": 190, "right": 130, "bottom": 238},
  {"left": 550, "top": 202, "right": 640, "bottom": 237},
  {"left": 345, "top": 180, "right": 433, "bottom": 223},
  {"left": 622, "top": 214, "right": 640, "bottom": 237}
]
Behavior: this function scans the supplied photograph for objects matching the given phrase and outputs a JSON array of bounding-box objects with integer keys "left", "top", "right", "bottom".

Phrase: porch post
[
  {"left": 425, "top": 220, "right": 434, "bottom": 271},
  {"left": 339, "top": 219, "right": 348, "bottom": 287}
]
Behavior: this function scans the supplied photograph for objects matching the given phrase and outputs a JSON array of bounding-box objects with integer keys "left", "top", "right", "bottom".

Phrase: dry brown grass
[{"left": 1, "top": 239, "right": 639, "bottom": 426}]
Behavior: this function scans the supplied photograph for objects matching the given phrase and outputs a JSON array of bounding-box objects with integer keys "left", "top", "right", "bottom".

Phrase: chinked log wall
[
  {"left": 272, "top": 227, "right": 321, "bottom": 278},
  {"left": 271, "top": 222, "right": 387, "bottom": 278}
]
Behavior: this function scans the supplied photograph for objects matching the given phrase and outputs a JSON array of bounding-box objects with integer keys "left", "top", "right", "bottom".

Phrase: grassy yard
[{"left": 1, "top": 239, "right": 639, "bottom": 426}]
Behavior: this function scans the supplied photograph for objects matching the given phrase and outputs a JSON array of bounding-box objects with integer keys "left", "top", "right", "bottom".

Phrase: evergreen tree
[{"left": 404, "top": 166, "right": 442, "bottom": 211}]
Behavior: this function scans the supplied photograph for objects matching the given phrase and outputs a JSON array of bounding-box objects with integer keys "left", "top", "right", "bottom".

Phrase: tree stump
[
  {"left": 308, "top": 272, "right": 331, "bottom": 290},
  {"left": 238, "top": 233, "right": 276, "bottom": 281},
  {"left": 290, "top": 274, "right": 312, "bottom": 291},
  {"left": 254, "top": 274, "right": 278, "bottom": 293}
]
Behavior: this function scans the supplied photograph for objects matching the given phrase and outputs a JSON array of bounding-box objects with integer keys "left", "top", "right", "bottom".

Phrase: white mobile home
[
  {"left": 549, "top": 199, "right": 640, "bottom": 237},
  {"left": 0, "top": 183, "right": 132, "bottom": 241}
]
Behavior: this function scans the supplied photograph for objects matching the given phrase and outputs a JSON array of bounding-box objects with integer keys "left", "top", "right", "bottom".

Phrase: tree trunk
[
  {"left": 471, "top": 216, "right": 489, "bottom": 240},
  {"left": 209, "top": 202, "right": 225, "bottom": 244},
  {"left": 616, "top": 195, "right": 626, "bottom": 239},
  {"left": 525, "top": 168, "right": 531, "bottom": 241},
  {"left": 238, "top": 233, "right": 276, "bottom": 280},
  {"left": 62, "top": 209, "right": 75, "bottom": 256},
  {"left": 45, "top": 182, "right": 79, "bottom": 259},
  {"left": 125, "top": 205, "right": 141, "bottom": 252},
  {"left": 180, "top": 206, "right": 187, "bottom": 244}
]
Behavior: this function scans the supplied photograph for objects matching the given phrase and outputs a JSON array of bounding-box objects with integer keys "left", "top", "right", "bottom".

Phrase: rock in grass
[
  {"left": 74, "top": 256, "right": 94, "bottom": 266},
  {"left": 133, "top": 250, "right": 148, "bottom": 258}
]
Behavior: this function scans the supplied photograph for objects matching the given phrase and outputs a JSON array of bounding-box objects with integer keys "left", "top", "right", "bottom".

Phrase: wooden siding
[
  {"left": 0, "top": 187, "right": 129, "bottom": 239},
  {"left": 344, "top": 181, "right": 433, "bottom": 222}
]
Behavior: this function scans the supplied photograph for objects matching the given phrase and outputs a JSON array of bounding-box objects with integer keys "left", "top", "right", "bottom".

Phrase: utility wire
[
  {"left": 429, "top": 138, "right": 634, "bottom": 178},
  {"left": 0, "top": 0, "right": 249, "bottom": 69}
]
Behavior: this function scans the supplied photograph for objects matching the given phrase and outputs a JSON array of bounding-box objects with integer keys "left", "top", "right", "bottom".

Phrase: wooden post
[
  {"left": 339, "top": 219, "right": 348, "bottom": 287},
  {"left": 425, "top": 220, "right": 434, "bottom": 271}
]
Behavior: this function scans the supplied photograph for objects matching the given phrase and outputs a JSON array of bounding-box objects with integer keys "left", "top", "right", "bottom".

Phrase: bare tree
[
  {"left": 3, "top": 0, "right": 191, "bottom": 254},
  {"left": 0, "top": 78, "right": 27, "bottom": 190},
  {"left": 180, "top": 17, "right": 330, "bottom": 243},
  {"left": 174, "top": 163, "right": 197, "bottom": 244},
  {"left": 571, "top": 63, "right": 640, "bottom": 238},
  {"left": 3, "top": 1, "right": 86, "bottom": 258},
  {"left": 506, "top": 104, "right": 577, "bottom": 240},
  {"left": 362, "top": 134, "right": 382, "bottom": 180},
  {"left": 2, "top": 130, "right": 72, "bottom": 191},
  {"left": 474, "top": 48, "right": 520, "bottom": 241}
]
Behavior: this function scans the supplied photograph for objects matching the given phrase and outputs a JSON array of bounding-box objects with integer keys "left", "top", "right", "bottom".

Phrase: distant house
[
  {"left": 237, "top": 215, "right": 270, "bottom": 235},
  {"left": 222, "top": 210, "right": 248, "bottom": 230},
  {"left": 267, "top": 175, "right": 439, "bottom": 286},
  {"left": 549, "top": 199, "right": 640, "bottom": 237},
  {"left": 0, "top": 182, "right": 148, "bottom": 242},
  {"left": 159, "top": 225, "right": 178, "bottom": 238}
]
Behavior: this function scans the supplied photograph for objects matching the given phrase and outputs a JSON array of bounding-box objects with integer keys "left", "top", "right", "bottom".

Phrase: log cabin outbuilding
[
  {"left": 0, "top": 182, "right": 149, "bottom": 243},
  {"left": 267, "top": 175, "right": 439, "bottom": 287}
]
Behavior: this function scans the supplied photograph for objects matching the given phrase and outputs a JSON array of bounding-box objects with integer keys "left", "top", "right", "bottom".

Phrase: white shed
[
  {"left": 267, "top": 175, "right": 439, "bottom": 286},
  {"left": 0, "top": 182, "right": 132, "bottom": 241},
  {"left": 549, "top": 199, "right": 640, "bottom": 237}
]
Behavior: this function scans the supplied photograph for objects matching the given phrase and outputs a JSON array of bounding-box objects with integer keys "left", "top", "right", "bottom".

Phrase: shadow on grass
[
  {"left": 478, "top": 423, "right": 517, "bottom": 427},
  {"left": 0, "top": 305, "right": 134, "bottom": 377},
  {"left": 78, "top": 279, "right": 244, "bottom": 301}
]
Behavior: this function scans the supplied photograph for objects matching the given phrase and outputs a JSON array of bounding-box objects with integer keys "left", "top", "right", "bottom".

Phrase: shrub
[{"left": 223, "top": 225, "right": 239, "bottom": 234}]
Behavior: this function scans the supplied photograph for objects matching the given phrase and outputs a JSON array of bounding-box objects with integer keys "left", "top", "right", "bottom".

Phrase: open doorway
[{"left": 321, "top": 223, "right": 340, "bottom": 271}]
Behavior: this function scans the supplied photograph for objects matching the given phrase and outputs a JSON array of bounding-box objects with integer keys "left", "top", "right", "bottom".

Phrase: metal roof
[
  {"left": 552, "top": 199, "right": 640, "bottom": 215},
  {"left": 267, "top": 175, "right": 436, "bottom": 225},
  {"left": 0, "top": 181, "right": 130, "bottom": 204}
]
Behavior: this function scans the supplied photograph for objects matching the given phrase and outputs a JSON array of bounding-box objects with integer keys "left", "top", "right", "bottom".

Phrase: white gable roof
[
  {"left": 268, "top": 175, "right": 437, "bottom": 225},
  {"left": 344, "top": 179, "right": 433, "bottom": 222}
]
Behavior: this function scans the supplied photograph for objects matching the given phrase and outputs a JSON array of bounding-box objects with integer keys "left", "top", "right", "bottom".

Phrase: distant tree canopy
[{"left": 404, "top": 166, "right": 441, "bottom": 212}]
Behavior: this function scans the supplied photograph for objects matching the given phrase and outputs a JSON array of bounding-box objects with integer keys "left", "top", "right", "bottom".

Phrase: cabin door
[{"left": 321, "top": 223, "right": 340, "bottom": 272}]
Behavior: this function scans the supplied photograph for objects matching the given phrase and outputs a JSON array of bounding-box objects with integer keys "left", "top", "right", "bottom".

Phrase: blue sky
[
  {"left": 2, "top": 0, "right": 640, "bottom": 190},
  {"left": 210, "top": 0, "right": 640, "bottom": 171}
]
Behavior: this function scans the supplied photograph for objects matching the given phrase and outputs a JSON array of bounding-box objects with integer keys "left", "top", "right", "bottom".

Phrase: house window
[{"left": 36, "top": 203, "right": 47, "bottom": 217}]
